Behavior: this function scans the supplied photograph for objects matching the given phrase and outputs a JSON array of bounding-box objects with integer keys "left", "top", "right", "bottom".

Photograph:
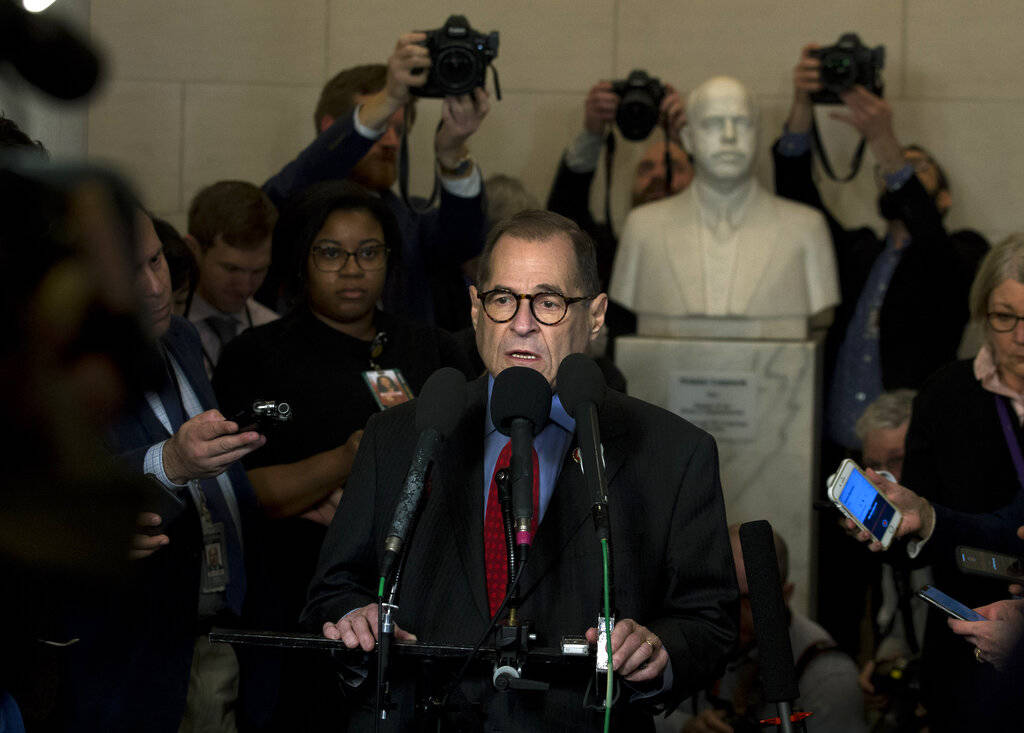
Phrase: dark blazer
[
  {"left": 302, "top": 375, "right": 738, "bottom": 731},
  {"left": 900, "top": 359, "right": 1021, "bottom": 729},
  {"left": 772, "top": 142, "right": 987, "bottom": 391},
  {"left": 261, "top": 111, "right": 486, "bottom": 331},
  {"left": 65, "top": 316, "right": 256, "bottom": 732}
]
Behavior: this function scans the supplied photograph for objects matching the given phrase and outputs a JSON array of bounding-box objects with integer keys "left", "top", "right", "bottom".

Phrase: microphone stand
[{"left": 492, "top": 468, "right": 548, "bottom": 694}]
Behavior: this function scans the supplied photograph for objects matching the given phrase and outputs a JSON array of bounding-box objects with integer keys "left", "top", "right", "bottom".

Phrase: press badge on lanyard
[{"left": 192, "top": 482, "right": 229, "bottom": 594}]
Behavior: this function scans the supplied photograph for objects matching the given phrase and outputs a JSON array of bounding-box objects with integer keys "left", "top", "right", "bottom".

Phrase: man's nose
[
  {"left": 511, "top": 297, "right": 538, "bottom": 334},
  {"left": 1013, "top": 318, "right": 1024, "bottom": 343},
  {"left": 722, "top": 118, "right": 737, "bottom": 142},
  {"left": 381, "top": 124, "right": 400, "bottom": 148}
]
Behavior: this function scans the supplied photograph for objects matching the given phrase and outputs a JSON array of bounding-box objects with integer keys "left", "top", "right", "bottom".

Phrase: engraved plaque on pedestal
[{"left": 615, "top": 333, "right": 824, "bottom": 615}]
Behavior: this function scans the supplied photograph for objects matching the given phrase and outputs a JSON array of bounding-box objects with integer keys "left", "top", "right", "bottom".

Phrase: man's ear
[
  {"left": 468, "top": 285, "right": 480, "bottom": 332},
  {"left": 318, "top": 114, "right": 335, "bottom": 134},
  {"left": 936, "top": 189, "right": 952, "bottom": 214},
  {"left": 681, "top": 124, "right": 695, "bottom": 156},
  {"left": 588, "top": 293, "right": 608, "bottom": 341},
  {"left": 782, "top": 581, "right": 795, "bottom": 605}
]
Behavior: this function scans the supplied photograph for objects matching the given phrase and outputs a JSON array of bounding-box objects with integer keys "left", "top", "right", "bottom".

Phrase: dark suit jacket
[
  {"left": 64, "top": 317, "right": 256, "bottom": 732},
  {"left": 302, "top": 375, "right": 738, "bottom": 731},
  {"left": 772, "top": 142, "right": 987, "bottom": 391},
  {"left": 261, "top": 111, "right": 486, "bottom": 331}
]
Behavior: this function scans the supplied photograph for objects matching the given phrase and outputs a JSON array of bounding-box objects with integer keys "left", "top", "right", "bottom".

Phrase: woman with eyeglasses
[
  {"left": 212, "top": 180, "right": 473, "bottom": 729},
  {"left": 880, "top": 234, "right": 1024, "bottom": 730}
]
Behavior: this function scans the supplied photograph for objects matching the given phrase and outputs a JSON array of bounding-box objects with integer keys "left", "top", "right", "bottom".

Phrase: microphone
[
  {"left": 490, "top": 367, "right": 551, "bottom": 549},
  {"left": 0, "top": 0, "right": 103, "bottom": 100},
  {"left": 379, "top": 367, "right": 467, "bottom": 583},
  {"left": 556, "top": 354, "right": 609, "bottom": 535},
  {"left": 738, "top": 520, "right": 801, "bottom": 732}
]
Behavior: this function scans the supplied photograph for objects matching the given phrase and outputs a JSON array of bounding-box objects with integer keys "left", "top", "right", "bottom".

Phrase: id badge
[
  {"left": 363, "top": 368, "right": 414, "bottom": 410},
  {"left": 200, "top": 522, "right": 229, "bottom": 594}
]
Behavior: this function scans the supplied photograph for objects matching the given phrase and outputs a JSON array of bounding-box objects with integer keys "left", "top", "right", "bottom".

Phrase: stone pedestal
[{"left": 615, "top": 333, "right": 824, "bottom": 615}]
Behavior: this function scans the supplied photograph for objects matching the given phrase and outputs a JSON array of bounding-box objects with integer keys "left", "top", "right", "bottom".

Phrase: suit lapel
[
  {"left": 664, "top": 189, "right": 707, "bottom": 314},
  {"left": 439, "top": 375, "right": 490, "bottom": 623},
  {"left": 519, "top": 398, "right": 630, "bottom": 599},
  {"left": 729, "top": 185, "right": 780, "bottom": 314}
]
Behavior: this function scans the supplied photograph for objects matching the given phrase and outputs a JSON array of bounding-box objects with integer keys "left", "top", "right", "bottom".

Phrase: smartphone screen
[
  {"left": 838, "top": 467, "right": 896, "bottom": 541},
  {"left": 918, "top": 585, "right": 986, "bottom": 621}
]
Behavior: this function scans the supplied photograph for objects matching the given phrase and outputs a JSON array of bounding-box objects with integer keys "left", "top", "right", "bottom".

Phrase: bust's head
[{"left": 683, "top": 77, "right": 758, "bottom": 188}]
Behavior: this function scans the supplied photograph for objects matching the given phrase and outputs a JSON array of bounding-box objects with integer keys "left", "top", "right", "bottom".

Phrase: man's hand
[
  {"left": 786, "top": 44, "right": 820, "bottom": 134},
  {"left": 660, "top": 84, "right": 686, "bottom": 140},
  {"left": 584, "top": 618, "right": 668, "bottom": 682},
  {"left": 858, "top": 658, "right": 892, "bottom": 711},
  {"left": 435, "top": 88, "right": 490, "bottom": 169},
  {"left": 682, "top": 709, "right": 734, "bottom": 733},
  {"left": 584, "top": 81, "right": 618, "bottom": 136},
  {"left": 830, "top": 85, "right": 904, "bottom": 173},
  {"left": 130, "top": 512, "right": 169, "bottom": 560},
  {"left": 300, "top": 489, "right": 342, "bottom": 526},
  {"left": 387, "top": 32, "right": 430, "bottom": 106},
  {"left": 948, "top": 599, "right": 1024, "bottom": 671},
  {"left": 842, "top": 468, "right": 934, "bottom": 551},
  {"left": 162, "top": 409, "right": 265, "bottom": 485},
  {"left": 322, "top": 603, "right": 417, "bottom": 651}
]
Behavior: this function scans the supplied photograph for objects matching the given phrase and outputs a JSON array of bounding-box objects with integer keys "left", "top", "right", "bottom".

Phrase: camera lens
[
  {"left": 434, "top": 46, "right": 480, "bottom": 95},
  {"left": 821, "top": 52, "right": 855, "bottom": 91},
  {"left": 616, "top": 89, "right": 659, "bottom": 141}
]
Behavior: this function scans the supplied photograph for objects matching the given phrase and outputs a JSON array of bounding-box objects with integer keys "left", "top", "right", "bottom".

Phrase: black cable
[{"left": 439, "top": 561, "right": 528, "bottom": 710}]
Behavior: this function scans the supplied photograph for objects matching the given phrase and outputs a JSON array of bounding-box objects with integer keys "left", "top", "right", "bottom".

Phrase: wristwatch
[{"left": 437, "top": 155, "right": 474, "bottom": 178}]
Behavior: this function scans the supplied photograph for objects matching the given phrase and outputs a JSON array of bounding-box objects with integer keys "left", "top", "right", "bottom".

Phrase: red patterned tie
[{"left": 483, "top": 440, "right": 540, "bottom": 617}]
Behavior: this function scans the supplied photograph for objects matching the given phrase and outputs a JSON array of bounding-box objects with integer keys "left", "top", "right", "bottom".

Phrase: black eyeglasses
[
  {"left": 476, "top": 289, "right": 596, "bottom": 326},
  {"left": 987, "top": 311, "right": 1024, "bottom": 333},
  {"left": 310, "top": 241, "right": 389, "bottom": 272}
]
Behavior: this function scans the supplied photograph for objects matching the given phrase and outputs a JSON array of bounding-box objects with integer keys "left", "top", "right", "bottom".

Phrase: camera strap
[
  {"left": 810, "top": 115, "right": 868, "bottom": 183},
  {"left": 398, "top": 113, "right": 441, "bottom": 215}
]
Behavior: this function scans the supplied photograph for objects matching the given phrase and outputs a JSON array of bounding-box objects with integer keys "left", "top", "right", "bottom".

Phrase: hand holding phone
[{"left": 828, "top": 459, "right": 902, "bottom": 549}]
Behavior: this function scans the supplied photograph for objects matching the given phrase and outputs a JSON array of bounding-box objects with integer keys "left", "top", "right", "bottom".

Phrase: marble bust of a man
[{"left": 610, "top": 76, "right": 839, "bottom": 328}]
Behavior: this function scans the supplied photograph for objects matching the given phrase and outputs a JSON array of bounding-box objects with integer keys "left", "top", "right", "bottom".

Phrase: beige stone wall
[{"left": 85, "top": 1, "right": 1024, "bottom": 245}]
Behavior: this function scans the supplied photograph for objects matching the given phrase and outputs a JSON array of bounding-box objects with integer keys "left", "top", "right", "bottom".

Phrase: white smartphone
[{"left": 828, "top": 458, "right": 902, "bottom": 549}]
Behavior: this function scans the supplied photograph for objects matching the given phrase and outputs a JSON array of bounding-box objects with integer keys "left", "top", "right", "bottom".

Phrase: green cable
[
  {"left": 601, "top": 538, "right": 612, "bottom": 733},
  {"left": 378, "top": 576, "right": 386, "bottom": 599}
]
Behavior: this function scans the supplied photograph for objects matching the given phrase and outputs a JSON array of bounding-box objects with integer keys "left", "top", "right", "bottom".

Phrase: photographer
[
  {"left": 547, "top": 78, "right": 690, "bottom": 352},
  {"left": 664, "top": 525, "right": 865, "bottom": 733},
  {"left": 547, "top": 78, "right": 690, "bottom": 286},
  {"left": 775, "top": 41, "right": 989, "bottom": 659},
  {"left": 261, "top": 29, "right": 489, "bottom": 330}
]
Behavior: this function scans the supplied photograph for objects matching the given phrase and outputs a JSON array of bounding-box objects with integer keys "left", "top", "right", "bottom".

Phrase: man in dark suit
[
  {"left": 66, "top": 209, "right": 265, "bottom": 732},
  {"left": 302, "top": 210, "right": 738, "bottom": 730},
  {"left": 260, "top": 31, "right": 489, "bottom": 330}
]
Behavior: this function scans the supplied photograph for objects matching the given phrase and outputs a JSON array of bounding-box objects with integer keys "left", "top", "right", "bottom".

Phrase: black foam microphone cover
[
  {"left": 1, "top": 1, "right": 103, "bottom": 100},
  {"left": 490, "top": 366, "right": 551, "bottom": 437},
  {"left": 555, "top": 353, "right": 606, "bottom": 418},
  {"left": 738, "top": 520, "right": 800, "bottom": 703},
  {"left": 415, "top": 367, "right": 468, "bottom": 437}
]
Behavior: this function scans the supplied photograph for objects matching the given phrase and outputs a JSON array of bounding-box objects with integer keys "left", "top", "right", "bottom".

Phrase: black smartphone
[
  {"left": 139, "top": 474, "right": 186, "bottom": 534},
  {"left": 956, "top": 545, "right": 1024, "bottom": 583},
  {"left": 917, "top": 584, "right": 986, "bottom": 621}
]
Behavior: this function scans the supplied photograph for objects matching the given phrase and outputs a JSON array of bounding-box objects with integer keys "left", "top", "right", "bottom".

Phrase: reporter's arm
[{"left": 247, "top": 430, "right": 362, "bottom": 519}]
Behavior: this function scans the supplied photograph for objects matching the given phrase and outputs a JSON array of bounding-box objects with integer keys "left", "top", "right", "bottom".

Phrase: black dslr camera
[
  {"left": 410, "top": 15, "right": 499, "bottom": 98},
  {"left": 810, "top": 32, "right": 885, "bottom": 104},
  {"left": 611, "top": 69, "right": 666, "bottom": 141},
  {"left": 232, "top": 400, "right": 292, "bottom": 435}
]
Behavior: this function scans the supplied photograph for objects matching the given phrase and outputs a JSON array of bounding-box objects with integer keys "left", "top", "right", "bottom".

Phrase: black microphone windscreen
[
  {"left": 738, "top": 520, "right": 800, "bottom": 703},
  {"left": 414, "top": 367, "right": 468, "bottom": 438},
  {"left": 555, "top": 353, "right": 606, "bottom": 418},
  {"left": 490, "top": 366, "right": 551, "bottom": 437},
  {"left": 3, "top": 3, "right": 102, "bottom": 100}
]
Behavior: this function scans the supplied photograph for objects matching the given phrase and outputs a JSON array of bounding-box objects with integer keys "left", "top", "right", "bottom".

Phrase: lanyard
[{"left": 994, "top": 394, "right": 1024, "bottom": 492}]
